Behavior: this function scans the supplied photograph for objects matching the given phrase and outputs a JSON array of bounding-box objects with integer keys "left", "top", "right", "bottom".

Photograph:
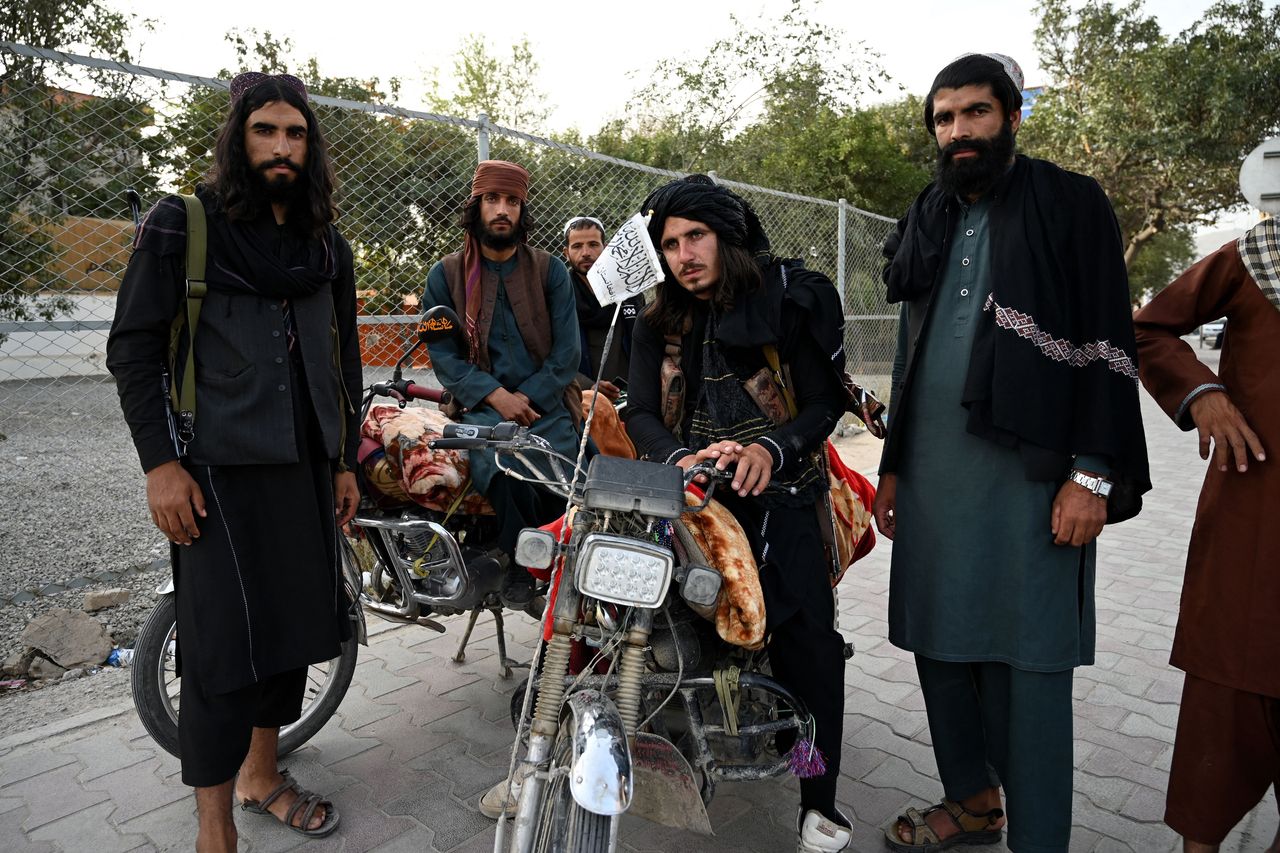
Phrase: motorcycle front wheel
[
  {"left": 130, "top": 594, "right": 358, "bottom": 758},
  {"left": 529, "top": 723, "right": 615, "bottom": 853}
]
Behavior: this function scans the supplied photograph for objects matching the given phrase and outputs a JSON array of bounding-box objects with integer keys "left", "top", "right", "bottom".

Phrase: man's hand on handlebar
[
  {"left": 146, "top": 460, "right": 206, "bottom": 546},
  {"left": 484, "top": 387, "right": 540, "bottom": 427},
  {"left": 678, "top": 441, "right": 775, "bottom": 497}
]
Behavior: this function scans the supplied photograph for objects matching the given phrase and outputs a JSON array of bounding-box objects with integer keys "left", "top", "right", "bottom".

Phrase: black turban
[{"left": 641, "top": 175, "right": 771, "bottom": 256}]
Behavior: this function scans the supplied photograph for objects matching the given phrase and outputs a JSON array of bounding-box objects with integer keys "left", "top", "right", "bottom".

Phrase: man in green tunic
[
  {"left": 874, "top": 54, "right": 1149, "bottom": 853},
  {"left": 423, "top": 160, "right": 582, "bottom": 605}
]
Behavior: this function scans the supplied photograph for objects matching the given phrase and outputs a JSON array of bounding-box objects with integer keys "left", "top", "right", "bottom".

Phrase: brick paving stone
[
  {"left": 862, "top": 756, "right": 944, "bottom": 803},
  {"left": 0, "top": 804, "right": 57, "bottom": 851},
  {"left": 290, "top": 718, "right": 382, "bottom": 767},
  {"left": 57, "top": 729, "right": 157, "bottom": 785},
  {"left": 4, "top": 763, "right": 111, "bottom": 831},
  {"left": 383, "top": 769, "right": 493, "bottom": 851},
  {"left": 296, "top": 785, "right": 419, "bottom": 853},
  {"left": 113, "top": 797, "right": 197, "bottom": 852},
  {"left": 331, "top": 682, "right": 403, "bottom": 731},
  {"left": 409, "top": 739, "right": 507, "bottom": 801},
  {"left": 81, "top": 758, "right": 188, "bottom": 824},
  {"left": 0, "top": 746, "right": 78, "bottom": 788},
  {"left": 354, "top": 657, "right": 422, "bottom": 699},
  {"left": 1117, "top": 710, "right": 1177, "bottom": 743},
  {"left": 847, "top": 720, "right": 938, "bottom": 779},
  {"left": 1074, "top": 769, "right": 1138, "bottom": 813},
  {"left": 27, "top": 801, "right": 150, "bottom": 853},
  {"left": 365, "top": 824, "right": 436, "bottom": 853},
  {"left": 1082, "top": 682, "right": 1180, "bottom": 730},
  {"left": 1079, "top": 745, "right": 1169, "bottom": 792},
  {"left": 1118, "top": 783, "right": 1167, "bottom": 824}
]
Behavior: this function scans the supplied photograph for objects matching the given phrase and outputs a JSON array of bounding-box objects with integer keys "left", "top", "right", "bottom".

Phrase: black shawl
[{"left": 882, "top": 155, "right": 1150, "bottom": 519}]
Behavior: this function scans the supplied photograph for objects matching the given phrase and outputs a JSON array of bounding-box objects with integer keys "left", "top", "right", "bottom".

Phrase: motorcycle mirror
[{"left": 417, "top": 305, "right": 467, "bottom": 350}]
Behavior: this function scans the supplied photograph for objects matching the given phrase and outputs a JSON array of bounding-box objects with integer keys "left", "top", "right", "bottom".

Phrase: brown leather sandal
[
  {"left": 883, "top": 798, "right": 1004, "bottom": 852},
  {"left": 239, "top": 769, "right": 340, "bottom": 838}
]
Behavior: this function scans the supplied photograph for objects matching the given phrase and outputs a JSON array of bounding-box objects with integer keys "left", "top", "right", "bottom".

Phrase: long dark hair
[
  {"left": 644, "top": 238, "right": 764, "bottom": 336},
  {"left": 459, "top": 194, "right": 536, "bottom": 244},
  {"left": 206, "top": 79, "right": 337, "bottom": 237}
]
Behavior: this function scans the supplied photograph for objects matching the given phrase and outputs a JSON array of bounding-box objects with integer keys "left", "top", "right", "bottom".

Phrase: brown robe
[{"left": 1134, "top": 238, "right": 1280, "bottom": 699}]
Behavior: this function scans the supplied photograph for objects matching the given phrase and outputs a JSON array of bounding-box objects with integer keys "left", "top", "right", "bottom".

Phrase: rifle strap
[{"left": 171, "top": 193, "right": 207, "bottom": 447}]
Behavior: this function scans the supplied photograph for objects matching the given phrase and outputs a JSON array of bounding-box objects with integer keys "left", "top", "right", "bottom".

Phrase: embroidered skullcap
[
  {"left": 959, "top": 52, "right": 1024, "bottom": 91},
  {"left": 471, "top": 160, "right": 530, "bottom": 202},
  {"left": 229, "top": 72, "right": 309, "bottom": 105},
  {"left": 641, "top": 175, "right": 770, "bottom": 256}
]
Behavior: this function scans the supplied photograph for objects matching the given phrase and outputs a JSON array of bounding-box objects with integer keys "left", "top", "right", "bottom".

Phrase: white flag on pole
[{"left": 586, "top": 212, "right": 665, "bottom": 307}]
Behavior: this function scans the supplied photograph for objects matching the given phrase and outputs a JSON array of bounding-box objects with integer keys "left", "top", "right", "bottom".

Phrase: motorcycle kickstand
[
  {"left": 451, "top": 606, "right": 483, "bottom": 665},
  {"left": 490, "top": 607, "right": 530, "bottom": 680}
]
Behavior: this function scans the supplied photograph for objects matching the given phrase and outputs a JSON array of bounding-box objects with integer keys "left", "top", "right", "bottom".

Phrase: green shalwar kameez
[{"left": 887, "top": 197, "right": 1102, "bottom": 853}]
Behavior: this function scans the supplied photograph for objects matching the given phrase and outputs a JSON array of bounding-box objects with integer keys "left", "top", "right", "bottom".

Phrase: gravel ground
[{"left": 0, "top": 377, "right": 167, "bottom": 690}]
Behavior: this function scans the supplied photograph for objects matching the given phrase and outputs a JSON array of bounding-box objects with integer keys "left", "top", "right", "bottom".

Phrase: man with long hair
[
  {"left": 875, "top": 54, "right": 1149, "bottom": 853},
  {"left": 422, "top": 160, "right": 582, "bottom": 610},
  {"left": 625, "top": 175, "right": 854, "bottom": 852},
  {"left": 107, "top": 72, "right": 360, "bottom": 850}
]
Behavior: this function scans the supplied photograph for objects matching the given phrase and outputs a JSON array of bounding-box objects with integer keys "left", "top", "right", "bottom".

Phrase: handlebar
[{"left": 363, "top": 379, "right": 452, "bottom": 410}]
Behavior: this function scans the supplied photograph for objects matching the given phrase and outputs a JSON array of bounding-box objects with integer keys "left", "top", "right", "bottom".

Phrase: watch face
[{"left": 1097, "top": 482, "right": 1113, "bottom": 498}]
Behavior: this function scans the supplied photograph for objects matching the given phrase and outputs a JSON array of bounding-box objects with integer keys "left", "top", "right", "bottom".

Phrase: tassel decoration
[{"left": 786, "top": 738, "right": 827, "bottom": 779}]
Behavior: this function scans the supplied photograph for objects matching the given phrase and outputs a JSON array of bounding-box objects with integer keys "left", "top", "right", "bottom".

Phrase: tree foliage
[
  {"left": 0, "top": 0, "right": 155, "bottom": 339},
  {"left": 425, "top": 35, "right": 550, "bottom": 132},
  {"left": 1023, "top": 0, "right": 1280, "bottom": 291}
]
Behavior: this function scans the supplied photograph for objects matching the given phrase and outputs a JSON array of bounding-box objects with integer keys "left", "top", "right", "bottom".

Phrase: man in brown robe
[{"left": 1134, "top": 218, "right": 1280, "bottom": 853}]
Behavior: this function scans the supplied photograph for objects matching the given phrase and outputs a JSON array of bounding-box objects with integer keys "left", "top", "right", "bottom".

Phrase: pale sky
[{"left": 114, "top": 0, "right": 1224, "bottom": 134}]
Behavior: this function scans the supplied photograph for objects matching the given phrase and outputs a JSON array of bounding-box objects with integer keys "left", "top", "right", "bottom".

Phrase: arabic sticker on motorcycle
[{"left": 587, "top": 212, "right": 665, "bottom": 307}]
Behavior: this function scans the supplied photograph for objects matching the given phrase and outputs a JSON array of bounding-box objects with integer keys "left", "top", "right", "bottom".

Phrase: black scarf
[
  {"left": 197, "top": 186, "right": 338, "bottom": 298},
  {"left": 883, "top": 155, "right": 1150, "bottom": 517}
]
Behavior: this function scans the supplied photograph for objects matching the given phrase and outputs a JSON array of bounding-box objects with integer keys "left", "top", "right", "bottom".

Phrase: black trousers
[
  {"left": 178, "top": 666, "right": 307, "bottom": 787},
  {"left": 756, "top": 504, "right": 847, "bottom": 820}
]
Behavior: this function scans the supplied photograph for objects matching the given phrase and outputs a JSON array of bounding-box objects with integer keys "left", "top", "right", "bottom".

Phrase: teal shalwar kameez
[{"left": 888, "top": 197, "right": 1103, "bottom": 853}]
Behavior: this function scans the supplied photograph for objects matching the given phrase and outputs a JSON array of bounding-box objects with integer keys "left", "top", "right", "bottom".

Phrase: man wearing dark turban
[
  {"left": 422, "top": 160, "right": 582, "bottom": 606},
  {"left": 876, "top": 54, "right": 1149, "bottom": 853},
  {"left": 626, "top": 175, "right": 854, "bottom": 852}
]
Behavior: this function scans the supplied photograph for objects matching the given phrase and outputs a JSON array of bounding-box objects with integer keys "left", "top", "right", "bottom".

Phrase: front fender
[
  {"left": 565, "top": 689, "right": 633, "bottom": 816},
  {"left": 154, "top": 578, "right": 174, "bottom": 596}
]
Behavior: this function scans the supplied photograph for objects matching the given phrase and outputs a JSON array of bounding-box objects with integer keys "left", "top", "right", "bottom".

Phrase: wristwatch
[{"left": 1069, "top": 469, "right": 1113, "bottom": 499}]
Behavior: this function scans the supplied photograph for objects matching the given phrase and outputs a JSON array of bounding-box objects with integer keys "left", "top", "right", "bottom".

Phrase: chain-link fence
[{"left": 0, "top": 42, "right": 897, "bottom": 434}]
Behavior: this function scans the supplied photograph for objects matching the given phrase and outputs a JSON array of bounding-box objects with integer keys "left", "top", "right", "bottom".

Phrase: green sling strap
[{"left": 167, "top": 193, "right": 207, "bottom": 450}]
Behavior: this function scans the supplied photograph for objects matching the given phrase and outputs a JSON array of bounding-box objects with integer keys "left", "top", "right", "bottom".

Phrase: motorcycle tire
[
  {"left": 130, "top": 594, "right": 359, "bottom": 759},
  {"left": 531, "top": 724, "right": 613, "bottom": 853}
]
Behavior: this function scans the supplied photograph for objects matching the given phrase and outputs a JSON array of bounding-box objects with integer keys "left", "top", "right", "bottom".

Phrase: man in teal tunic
[
  {"left": 874, "top": 55, "right": 1149, "bottom": 853},
  {"left": 423, "top": 160, "right": 582, "bottom": 604}
]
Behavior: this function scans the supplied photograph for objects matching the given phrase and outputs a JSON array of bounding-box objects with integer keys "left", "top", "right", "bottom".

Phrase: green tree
[
  {"left": 624, "top": 0, "right": 892, "bottom": 173},
  {"left": 1, "top": 0, "right": 155, "bottom": 340},
  {"left": 1023, "top": 0, "right": 1280, "bottom": 292},
  {"left": 425, "top": 35, "right": 550, "bottom": 133}
]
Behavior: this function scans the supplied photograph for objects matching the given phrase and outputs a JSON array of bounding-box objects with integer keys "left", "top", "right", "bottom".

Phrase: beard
[
  {"left": 936, "top": 120, "right": 1016, "bottom": 199},
  {"left": 478, "top": 218, "right": 520, "bottom": 251},
  {"left": 250, "top": 158, "right": 305, "bottom": 205}
]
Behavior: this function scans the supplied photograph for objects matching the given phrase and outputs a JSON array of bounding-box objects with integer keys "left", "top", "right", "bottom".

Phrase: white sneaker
[
  {"left": 479, "top": 765, "right": 532, "bottom": 820},
  {"left": 797, "top": 808, "right": 852, "bottom": 852}
]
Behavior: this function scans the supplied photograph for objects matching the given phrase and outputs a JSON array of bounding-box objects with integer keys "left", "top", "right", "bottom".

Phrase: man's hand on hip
[
  {"left": 146, "top": 460, "right": 206, "bottom": 546},
  {"left": 872, "top": 473, "right": 897, "bottom": 541},
  {"left": 1189, "top": 390, "right": 1266, "bottom": 473},
  {"left": 484, "top": 387, "right": 540, "bottom": 426},
  {"left": 1051, "top": 477, "right": 1106, "bottom": 547},
  {"left": 334, "top": 471, "right": 359, "bottom": 527}
]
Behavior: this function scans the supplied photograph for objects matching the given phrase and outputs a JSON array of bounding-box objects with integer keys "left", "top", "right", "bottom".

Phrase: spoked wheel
[
  {"left": 130, "top": 594, "right": 358, "bottom": 758},
  {"left": 529, "top": 724, "right": 614, "bottom": 853}
]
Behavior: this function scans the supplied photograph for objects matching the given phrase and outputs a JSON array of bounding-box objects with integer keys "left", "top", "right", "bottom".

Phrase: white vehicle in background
[{"left": 1199, "top": 318, "right": 1227, "bottom": 349}]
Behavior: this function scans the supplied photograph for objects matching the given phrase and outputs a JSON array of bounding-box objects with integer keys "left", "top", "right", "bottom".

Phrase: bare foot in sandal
[
  {"left": 236, "top": 769, "right": 334, "bottom": 834},
  {"left": 885, "top": 787, "right": 1006, "bottom": 851}
]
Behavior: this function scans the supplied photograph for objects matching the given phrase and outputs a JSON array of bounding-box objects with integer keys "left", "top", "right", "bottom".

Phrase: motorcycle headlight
[{"left": 574, "top": 533, "right": 673, "bottom": 608}]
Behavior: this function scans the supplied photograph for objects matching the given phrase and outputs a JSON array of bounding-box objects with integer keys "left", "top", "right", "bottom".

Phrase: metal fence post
[
  {"left": 477, "top": 113, "right": 490, "bottom": 163},
  {"left": 837, "top": 198, "right": 848, "bottom": 303}
]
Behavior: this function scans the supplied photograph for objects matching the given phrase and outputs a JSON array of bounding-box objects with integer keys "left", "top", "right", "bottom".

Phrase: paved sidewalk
[{"left": 1, "top": 354, "right": 1277, "bottom": 852}]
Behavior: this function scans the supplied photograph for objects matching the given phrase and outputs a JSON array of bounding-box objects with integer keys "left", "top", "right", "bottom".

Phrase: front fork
[{"left": 507, "top": 563, "right": 654, "bottom": 851}]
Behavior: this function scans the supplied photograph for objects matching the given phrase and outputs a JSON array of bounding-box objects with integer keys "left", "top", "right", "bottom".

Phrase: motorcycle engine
[{"left": 646, "top": 600, "right": 719, "bottom": 673}]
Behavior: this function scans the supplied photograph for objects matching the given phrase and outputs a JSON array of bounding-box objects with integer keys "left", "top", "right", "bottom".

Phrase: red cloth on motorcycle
[
  {"left": 825, "top": 440, "right": 876, "bottom": 585},
  {"left": 581, "top": 388, "right": 635, "bottom": 459}
]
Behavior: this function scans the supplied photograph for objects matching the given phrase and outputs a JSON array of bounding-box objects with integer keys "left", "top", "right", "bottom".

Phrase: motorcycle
[
  {"left": 131, "top": 306, "right": 551, "bottom": 757},
  {"left": 417, "top": 344, "right": 835, "bottom": 851}
]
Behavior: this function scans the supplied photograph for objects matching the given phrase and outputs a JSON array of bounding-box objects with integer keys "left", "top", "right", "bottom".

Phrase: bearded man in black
[{"left": 108, "top": 73, "right": 360, "bottom": 850}]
